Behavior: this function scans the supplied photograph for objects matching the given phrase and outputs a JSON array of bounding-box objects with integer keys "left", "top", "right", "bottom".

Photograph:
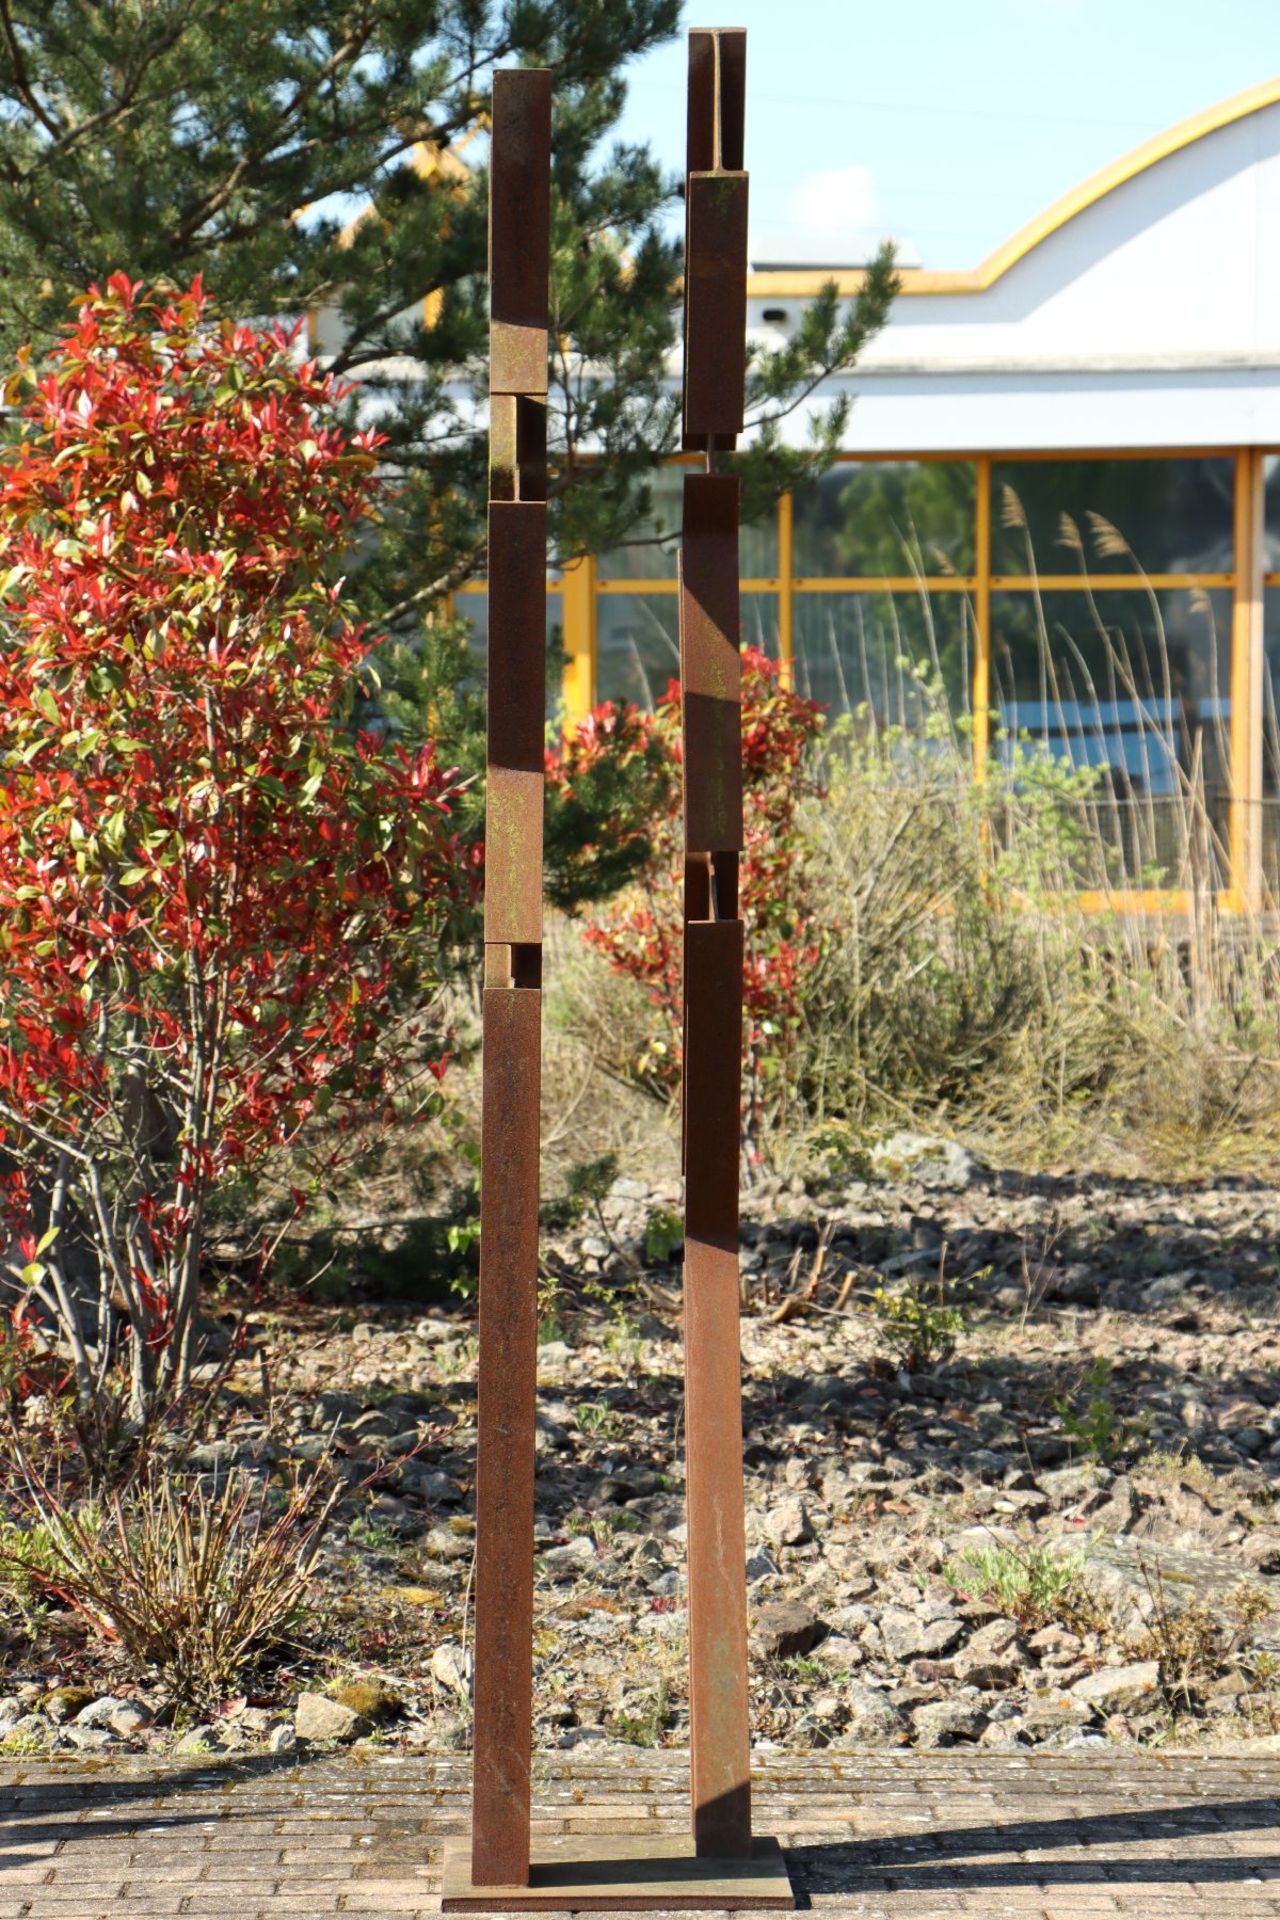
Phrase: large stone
[
  {"left": 879, "top": 1607, "right": 964, "bottom": 1661},
  {"left": 1053, "top": 1533, "right": 1280, "bottom": 1624},
  {"left": 328, "top": 1679, "right": 402, "bottom": 1723},
  {"left": 816, "top": 1634, "right": 863, "bottom": 1672},
  {"left": 965, "top": 1618, "right": 1020, "bottom": 1657},
  {"left": 837, "top": 1682, "right": 904, "bottom": 1745},
  {"left": 911, "top": 1699, "right": 989, "bottom": 1747},
  {"left": 870, "top": 1132, "right": 980, "bottom": 1190},
  {"left": 953, "top": 1648, "right": 1024, "bottom": 1690},
  {"left": 751, "top": 1601, "right": 824, "bottom": 1660},
  {"left": 431, "top": 1643, "right": 471, "bottom": 1697},
  {"left": 294, "top": 1691, "right": 369, "bottom": 1743},
  {"left": 541, "top": 1536, "right": 596, "bottom": 1572},
  {"left": 1016, "top": 1695, "right": 1094, "bottom": 1744},
  {"left": 42, "top": 1686, "right": 95, "bottom": 1725},
  {"left": 765, "top": 1494, "right": 814, "bottom": 1548},
  {"left": 1070, "top": 1661, "right": 1161, "bottom": 1714}
]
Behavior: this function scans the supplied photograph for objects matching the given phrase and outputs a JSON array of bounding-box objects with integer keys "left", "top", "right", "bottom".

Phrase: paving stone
[{"left": 3, "top": 1751, "right": 1280, "bottom": 1916}]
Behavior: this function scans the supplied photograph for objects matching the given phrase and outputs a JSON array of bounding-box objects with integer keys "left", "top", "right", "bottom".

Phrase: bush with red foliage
[
  {"left": 0, "top": 275, "right": 467, "bottom": 1433},
  {"left": 547, "top": 649, "right": 824, "bottom": 1143}
]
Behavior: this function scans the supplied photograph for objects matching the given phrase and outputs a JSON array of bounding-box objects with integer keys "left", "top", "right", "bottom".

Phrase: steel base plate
[{"left": 441, "top": 1832, "right": 794, "bottom": 1911}]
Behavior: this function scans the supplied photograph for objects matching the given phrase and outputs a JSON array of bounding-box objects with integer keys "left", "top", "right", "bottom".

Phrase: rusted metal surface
[
  {"left": 471, "top": 64, "right": 551, "bottom": 1893},
  {"left": 683, "top": 173, "right": 749, "bottom": 446},
  {"left": 486, "top": 501, "right": 548, "bottom": 774},
  {"left": 489, "top": 68, "right": 552, "bottom": 396},
  {"left": 472, "top": 985, "right": 542, "bottom": 1885},
  {"left": 682, "top": 919, "right": 744, "bottom": 1244},
  {"left": 680, "top": 475, "right": 743, "bottom": 855},
  {"left": 682, "top": 29, "right": 748, "bottom": 451},
  {"left": 483, "top": 766, "right": 544, "bottom": 946},
  {"left": 678, "top": 25, "right": 754, "bottom": 1866},
  {"left": 686, "top": 27, "right": 746, "bottom": 172},
  {"left": 442, "top": 1833, "right": 791, "bottom": 1912},
  {"left": 468, "top": 31, "right": 773, "bottom": 1901}
]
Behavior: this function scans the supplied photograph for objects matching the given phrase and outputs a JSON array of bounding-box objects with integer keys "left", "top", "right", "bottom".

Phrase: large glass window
[
  {"left": 575, "top": 451, "right": 1244, "bottom": 902},
  {"left": 793, "top": 461, "right": 976, "bottom": 578},
  {"left": 595, "top": 593, "right": 681, "bottom": 708},
  {"left": 597, "top": 465, "right": 778, "bottom": 581},
  {"left": 793, "top": 590, "right": 972, "bottom": 728},
  {"left": 992, "top": 587, "right": 1231, "bottom": 885},
  {"left": 1261, "top": 590, "right": 1280, "bottom": 889},
  {"left": 991, "top": 457, "right": 1235, "bottom": 578}
]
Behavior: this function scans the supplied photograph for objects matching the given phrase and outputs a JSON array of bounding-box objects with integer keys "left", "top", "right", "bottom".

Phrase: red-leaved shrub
[
  {"left": 0, "top": 275, "right": 467, "bottom": 1433},
  {"left": 547, "top": 648, "right": 824, "bottom": 1144}
]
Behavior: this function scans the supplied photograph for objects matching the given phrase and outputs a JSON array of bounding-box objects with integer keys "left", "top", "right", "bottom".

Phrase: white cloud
[
  {"left": 754, "top": 163, "right": 920, "bottom": 267},
  {"left": 794, "top": 163, "right": 880, "bottom": 239}
]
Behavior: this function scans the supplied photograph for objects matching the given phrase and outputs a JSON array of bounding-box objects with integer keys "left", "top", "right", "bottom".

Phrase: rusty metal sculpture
[{"left": 443, "top": 34, "right": 793, "bottom": 1913}]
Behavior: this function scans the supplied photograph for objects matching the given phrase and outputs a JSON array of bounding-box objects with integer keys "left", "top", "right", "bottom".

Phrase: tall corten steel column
[
  {"left": 678, "top": 24, "right": 754, "bottom": 1864},
  {"left": 445, "top": 35, "right": 792, "bottom": 1914},
  {"left": 469, "top": 63, "right": 551, "bottom": 1893}
]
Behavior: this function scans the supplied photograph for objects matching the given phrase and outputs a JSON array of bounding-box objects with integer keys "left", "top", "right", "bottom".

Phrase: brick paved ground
[{"left": 2, "top": 1749, "right": 1280, "bottom": 1918}]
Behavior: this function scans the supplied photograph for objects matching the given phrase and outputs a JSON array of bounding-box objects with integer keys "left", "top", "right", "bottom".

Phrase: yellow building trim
[
  {"left": 1073, "top": 889, "right": 1198, "bottom": 917},
  {"left": 595, "top": 576, "right": 781, "bottom": 593},
  {"left": 748, "top": 74, "right": 1280, "bottom": 301},
  {"left": 792, "top": 574, "right": 972, "bottom": 593},
  {"left": 973, "top": 456, "right": 991, "bottom": 776},
  {"left": 777, "top": 490, "right": 794, "bottom": 686},
  {"left": 560, "top": 556, "right": 597, "bottom": 722},
  {"left": 991, "top": 573, "right": 1234, "bottom": 592}
]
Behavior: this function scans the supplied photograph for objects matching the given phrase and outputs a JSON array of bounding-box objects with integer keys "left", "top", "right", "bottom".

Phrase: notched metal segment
[
  {"left": 484, "top": 766, "right": 543, "bottom": 946},
  {"left": 484, "top": 943, "right": 513, "bottom": 989},
  {"left": 685, "top": 29, "right": 746, "bottom": 176},
  {"left": 712, "top": 850, "right": 739, "bottom": 920},
  {"left": 681, "top": 475, "right": 743, "bottom": 853},
  {"left": 682, "top": 917, "right": 743, "bottom": 1244},
  {"left": 491, "top": 396, "right": 547, "bottom": 503},
  {"left": 473, "top": 983, "right": 541, "bottom": 1887},
  {"left": 510, "top": 942, "right": 542, "bottom": 988},
  {"left": 489, "top": 394, "right": 518, "bottom": 502},
  {"left": 489, "top": 69, "right": 551, "bottom": 395},
  {"left": 487, "top": 501, "right": 547, "bottom": 774},
  {"left": 683, "top": 171, "right": 748, "bottom": 445}
]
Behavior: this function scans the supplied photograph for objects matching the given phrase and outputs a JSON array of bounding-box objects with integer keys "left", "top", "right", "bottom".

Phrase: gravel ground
[{"left": 6, "top": 1135, "right": 1280, "bottom": 1765}]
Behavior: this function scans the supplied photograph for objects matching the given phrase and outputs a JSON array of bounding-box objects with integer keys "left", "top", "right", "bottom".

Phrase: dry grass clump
[
  {"left": 793, "top": 712, "right": 1280, "bottom": 1173},
  {"left": 0, "top": 1458, "right": 339, "bottom": 1710}
]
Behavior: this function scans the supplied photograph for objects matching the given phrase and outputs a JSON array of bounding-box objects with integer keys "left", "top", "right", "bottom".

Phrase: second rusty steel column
[
  {"left": 470, "top": 65, "right": 551, "bottom": 1891},
  {"left": 679, "top": 27, "right": 754, "bottom": 1863}
]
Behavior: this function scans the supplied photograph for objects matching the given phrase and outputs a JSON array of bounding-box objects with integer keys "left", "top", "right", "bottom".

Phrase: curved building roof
[{"left": 747, "top": 77, "right": 1280, "bottom": 453}]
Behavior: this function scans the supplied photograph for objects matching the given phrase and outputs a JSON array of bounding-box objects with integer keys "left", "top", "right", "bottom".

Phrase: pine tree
[{"left": 0, "top": 2, "right": 896, "bottom": 898}]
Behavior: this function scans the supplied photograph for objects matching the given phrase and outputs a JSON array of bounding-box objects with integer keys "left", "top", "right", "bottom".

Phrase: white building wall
[{"left": 748, "top": 96, "right": 1280, "bottom": 453}]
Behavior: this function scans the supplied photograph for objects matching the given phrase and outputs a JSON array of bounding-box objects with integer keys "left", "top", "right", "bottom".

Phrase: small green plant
[
  {"left": 1056, "top": 1357, "right": 1150, "bottom": 1464},
  {"left": 347, "top": 1512, "right": 402, "bottom": 1555},
  {"left": 863, "top": 1271, "right": 962, "bottom": 1373},
  {"left": 779, "top": 1653, "right": 826, "bottom": 1682},
  {"left": 607, "top": 1680, "right": 670, "bottom": 1748},
  {"left": 434, "top": 1336, "right": 478, "bottom": 1383},
  {"left": 944, "top": 1539, "right": 1099, "bottom": 1632},
  {"left": 643, "top": 1208, "right": 684, "bottom": 1264},
  {"left": 541, "top": 1154, "right": 620, "bottom": 1236},
  {"left": 0, "top": 1725, "right": 46, "bottom": 1756},
  {"left": 604, "top": 1313, "right": 644, "bottom": 1381},
  {"left": 574, "top": 1400, "right": 626, "bottom": 1443}
]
